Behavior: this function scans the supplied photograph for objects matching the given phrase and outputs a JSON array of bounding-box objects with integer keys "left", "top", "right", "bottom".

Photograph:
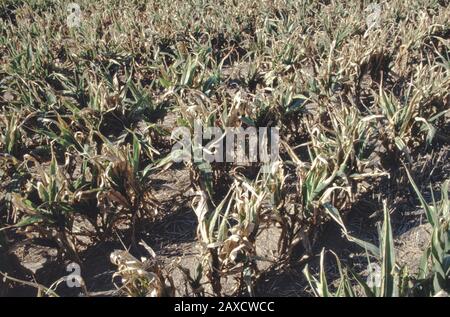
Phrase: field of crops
[{"left": 0, "top": 0, "right": 449, "bottom": 297}]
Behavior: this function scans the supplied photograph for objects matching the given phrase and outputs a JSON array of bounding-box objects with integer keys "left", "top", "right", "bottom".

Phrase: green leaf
[
  {"left": 50, "top": 149, "right": 57, "bottom": 176},
  {"left": 303, "top": 263, "right": 321, "bottom": 297},
  {"left": 347, "top": 267, "right": 375, "bottom": 297},
  {"left": 330, "top": 251, "right": 355, "bottom": 297},
  {"left": 346, "top": 235, "right": 380, "bottom": 258},
  {"left": 240, "top": 116, "right": 255, "bottom": 127},
  {"left": 132, "top": 133, "right": 141, "bottom": 174},
  {"left": 394, "top": 136, "right": 406, "bottom": 152},
  {"left": 209, "top": 188, "right": 234, "bottom": 242},
  {"left": 37, "top": 182, "right": 49, "bottom": 202},
  {"left": 318, "top": 249, "right": 330, "bottom": 297},
  {"left": 323, "top": 203, "right": 347, "bottom": 235},
  {"left": 418, "top": 247, "right": 431, "bottom": 279},
  {"left": 380, "top": 202, "right": 395, "bottom": 297},
  {"left": 15, "top": 215, "right": 44, "bottom": 227},
  {"left": 159, "top": 74, "right": 172, "bottom": 89},
  {"left": 404, "top": 167, "right": 437, "bottom": 227},
  {"left": 217, "top": 192, "right": 234, "bottom": 242}
]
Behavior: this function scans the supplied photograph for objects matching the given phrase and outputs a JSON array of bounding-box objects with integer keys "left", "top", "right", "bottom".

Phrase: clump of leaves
[
  {"left": 10, "top": 149, "right": 80, "bottom": 261},
  {"left": 110, "top": 241, "right": 175, "bottom": 297},
  {"left": 305, "top": 175, "right": 450, "bottom": 297}
]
